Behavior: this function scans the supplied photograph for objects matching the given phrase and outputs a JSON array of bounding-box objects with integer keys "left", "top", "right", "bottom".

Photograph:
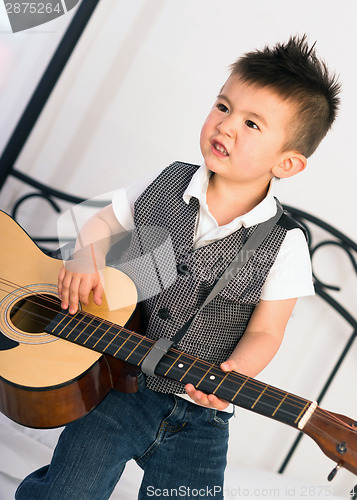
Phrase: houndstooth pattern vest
[{"left": 122, "top": 162, "right": 298, "bottom": 394}]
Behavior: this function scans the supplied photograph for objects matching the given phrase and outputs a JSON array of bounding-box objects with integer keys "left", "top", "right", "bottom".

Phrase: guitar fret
[
  {"left": 50, "top": 311, "right": 68, "bottom": 333},
  {"left": 138, "top": 344, "right": 154, "bottom": 366},
  {"left": 52, "top": 312, "right": 76, "bottom": 337},
  {"left": 101, "top": 331, "right": 118, "bottom": 353},
  {"left": 164, "top": 352, "right": 184, "bottom": 377},
  {"left": 231, "top": 378, "right": 248, "bottom": 402},
  {"left": 69, "top": 315, "right": 105, "bottom": 348},
  {"left": 153, "top": 355, "right": 210, "bottom": 388},
  {"left": 179, "top": 358, "right": 197, "bottom": 382},
  {"left": 73, "top": 317, "right": 95, "bottom": 342},
  {"left": 124, "top": 336, "right": 146, "bottom": 362},
  {"left": 122, "top": 336, "right": 154, "bottom": 365},
  {"left": 112, "top": 328, "right": 128, "bottom": 356},
  {"left": 294, "top": 400, "right": 311, "bottom": 425},
  {"left": 153, "top": 356, "right": 309, "bottom": 428},
  {"left": 272, "top": 393, "right": 288, "bottom": 417},
  {"left": 215, "top": 376, "right": 309, "bottom": 427},
  {"left": 92, "top": 324, "right": 120, "bottom": 351},
  {"left": 196, "top": 364, "right": 213, "bottom": 388},
  {"left": 64, "top": 313, "right": 85, "bottom": 339},
  {"left": 82, "top": 320, "right": 102, "bottom": 345},
  {"left": 251, "top": 385, "right": 268, "bottom": 409},
  {"left": 212, "top": 371, "right": 229, "bottom": 395},
  {"left": 92, "top": 324, "right": 112, "bottom": 349}
]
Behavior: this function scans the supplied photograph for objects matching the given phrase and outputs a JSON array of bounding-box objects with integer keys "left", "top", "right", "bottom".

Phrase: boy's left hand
[{"left": 185, "top": 360, "right": 234, "bottom": 411}]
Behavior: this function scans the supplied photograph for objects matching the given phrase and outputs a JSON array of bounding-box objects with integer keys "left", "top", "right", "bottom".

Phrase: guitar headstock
[{"left": 303, "top": 408, "right": 357, "bottom": 477}]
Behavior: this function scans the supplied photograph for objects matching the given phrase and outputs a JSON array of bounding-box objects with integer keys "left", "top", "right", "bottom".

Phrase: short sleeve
[
  {"left": 260, "top": 228, "right": 315, "bottom": 300},
  {"left": 111, "top": 169, "right": 160, "bottom": 230}
]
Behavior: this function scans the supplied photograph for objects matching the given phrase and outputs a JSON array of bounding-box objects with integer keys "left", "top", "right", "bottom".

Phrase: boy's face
[{"left": 200, "top": 75, "right": 296, "bottom": 188}]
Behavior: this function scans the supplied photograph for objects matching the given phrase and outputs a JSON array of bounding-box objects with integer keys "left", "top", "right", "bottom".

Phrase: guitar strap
[{"left": 141, "top": 199, "right": 284, "bottom": 377}]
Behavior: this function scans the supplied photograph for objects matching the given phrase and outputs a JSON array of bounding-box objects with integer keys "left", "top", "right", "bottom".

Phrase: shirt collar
[
  {"left": 183, "top": 164, "right": 211, "bottom": 205},
  {"left": 183, "top": 163, "right": 278, "bottom": 228}
]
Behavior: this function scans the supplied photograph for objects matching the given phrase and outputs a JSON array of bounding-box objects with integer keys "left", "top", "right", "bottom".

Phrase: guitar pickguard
[{"left": 0, "top": 331, "right": 18, "bottom": 350}]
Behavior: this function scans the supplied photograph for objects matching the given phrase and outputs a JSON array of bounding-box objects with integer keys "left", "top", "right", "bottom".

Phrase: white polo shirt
[{"left": 112, "top": 164, "right": 315, "bottom": 301}]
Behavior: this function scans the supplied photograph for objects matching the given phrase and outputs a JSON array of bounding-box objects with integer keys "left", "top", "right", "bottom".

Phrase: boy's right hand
[
  {"left": 58, "top": 264, "right": 104, "bottom": 315},
  {"left": 56, "top": 204, "right": 123, "bottom": 314}
]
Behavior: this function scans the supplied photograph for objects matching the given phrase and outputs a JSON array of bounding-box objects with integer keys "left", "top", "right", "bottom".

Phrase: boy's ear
[{"left": 272, "top": 152, "right": 307, "bottom": 179}]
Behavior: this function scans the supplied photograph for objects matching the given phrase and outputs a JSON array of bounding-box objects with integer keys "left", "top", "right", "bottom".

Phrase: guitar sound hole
[{"left": 10, "top": 294, "right": 62, "bottom": 334}]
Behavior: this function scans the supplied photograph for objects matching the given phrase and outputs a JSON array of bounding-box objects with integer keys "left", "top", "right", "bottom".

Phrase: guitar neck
[{"left": 45, "top": 310, "right": 313, "bottom": 430}]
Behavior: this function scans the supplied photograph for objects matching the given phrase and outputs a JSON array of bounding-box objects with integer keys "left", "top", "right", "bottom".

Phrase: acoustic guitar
[{"left": 0, "top": 210, "right": 356, "bottom": 480}]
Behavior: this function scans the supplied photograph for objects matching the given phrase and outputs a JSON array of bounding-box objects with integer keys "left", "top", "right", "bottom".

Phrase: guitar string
[
  {"left": 0, "top": 276, "right": 354, "bottom": 432},
  {"left": 0, "top": 277, "right": 351, "bottom": 412},
  {"left": 0, "top": 277, "right": 355, "bottom": 433},
  {"left": 3, "top": 300, "right": 357, "bottom": 470},
  {"left": 2, "top": 294, "right": 356, "bottom": 468},
  {"left": 1, "top": 297, "right": 355, "bottom": 438},
  {"left": 295, "top": 419, "right": 357, "bottom": 470},
  {"left": 0, "top": 280, "right": 314, "bottom": 417},
  {"left": 298, "top": 417, "right": 357, "bottom": 467}
]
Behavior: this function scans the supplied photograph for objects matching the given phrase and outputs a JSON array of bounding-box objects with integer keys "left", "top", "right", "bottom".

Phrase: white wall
[
  {"left": 0, "top": 0, "right": 356, "bottom": 496},
  {"left": 1, "top": 0, "right": 356, "bottom": 240},
  {"left": 0, "top": 2, "right": 77, "bottom": 154}
]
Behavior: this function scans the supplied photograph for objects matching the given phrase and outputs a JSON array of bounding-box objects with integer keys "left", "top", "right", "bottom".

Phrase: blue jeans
[{"left": 15, "top": 374, "right": 233, "bottom": 499}]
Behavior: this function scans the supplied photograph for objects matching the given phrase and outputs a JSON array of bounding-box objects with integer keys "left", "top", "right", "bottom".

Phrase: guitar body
[{"left": 0, "top": 210, "right": 138, "bottom": 428}]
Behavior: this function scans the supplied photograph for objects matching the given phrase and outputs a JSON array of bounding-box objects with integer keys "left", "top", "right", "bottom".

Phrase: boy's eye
[
  {"left": 245, "top": 120, "right": 259, "bottom": 130},
  {"left": 216, "top": 103, "right": 229, "bottom": 113}
]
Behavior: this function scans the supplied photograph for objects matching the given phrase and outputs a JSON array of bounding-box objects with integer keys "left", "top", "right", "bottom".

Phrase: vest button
[
  {"left": 158, "top": 308, "right": 170, "bottom": 320},
  {"left": 177, "top": 263, "right": 190, "bottom": 276}
]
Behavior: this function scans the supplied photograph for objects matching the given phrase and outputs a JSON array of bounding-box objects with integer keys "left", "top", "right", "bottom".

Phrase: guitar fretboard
[{"left": 45, "top": 310, "right": 312, "bottom": 429}]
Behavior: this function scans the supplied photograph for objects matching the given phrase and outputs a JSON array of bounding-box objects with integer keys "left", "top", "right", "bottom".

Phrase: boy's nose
[{"left": 217, "top": 117, "right": 235, "bottom": 138}]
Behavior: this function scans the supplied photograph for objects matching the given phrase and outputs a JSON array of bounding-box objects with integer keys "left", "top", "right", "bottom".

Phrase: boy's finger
[
  {"left": 60, "top": 272, "right": 73, "bottom": 309},
  {"left": 220, "top": 360, "right": 234, "bottom": 372},
  {"left": 92, "top": 283, "right": 104, "bottom": 306},
  {"left": 207, "top": 394, "right": 230, "bottom": 410},
  {"left": 185, "top": 385, "right": 209, "bottom": 404},
  {"left": 68, "top": 275, "right": 81, "bottom": 314},
  {"left": 57, "top": 266, "right": 66, "bottom": 299},
  {"left": 78, "top": 277, "right": 95, "bottom": 306}
]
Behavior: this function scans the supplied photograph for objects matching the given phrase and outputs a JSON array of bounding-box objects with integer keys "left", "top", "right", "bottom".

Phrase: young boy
[{"left": 16, "top": 35, "right": 340, "bottom": 499}]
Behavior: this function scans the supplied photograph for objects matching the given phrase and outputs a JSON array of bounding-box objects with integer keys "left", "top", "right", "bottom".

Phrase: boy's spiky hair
[{"left": 230, "top": 35, "right": 341, "bottom": 157}]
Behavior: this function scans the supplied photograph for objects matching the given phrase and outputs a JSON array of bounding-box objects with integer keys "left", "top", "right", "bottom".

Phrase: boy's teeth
[{"left": 215, "top": 143, "right": 228, "bottom": 155}]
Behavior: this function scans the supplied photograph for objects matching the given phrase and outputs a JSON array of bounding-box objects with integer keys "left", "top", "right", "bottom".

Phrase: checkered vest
[{"left": 124, "top": 162, "right": 298, "bottom": 394}]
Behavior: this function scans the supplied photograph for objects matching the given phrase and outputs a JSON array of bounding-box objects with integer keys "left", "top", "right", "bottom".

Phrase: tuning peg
[{"left": 327, "top": 463, "right": 342, "bottom": 481}]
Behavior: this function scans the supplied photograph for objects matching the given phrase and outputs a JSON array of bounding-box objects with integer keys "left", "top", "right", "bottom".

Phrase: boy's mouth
[{"left": 212, "top": 140, "right": 229, "bottom": 157}]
